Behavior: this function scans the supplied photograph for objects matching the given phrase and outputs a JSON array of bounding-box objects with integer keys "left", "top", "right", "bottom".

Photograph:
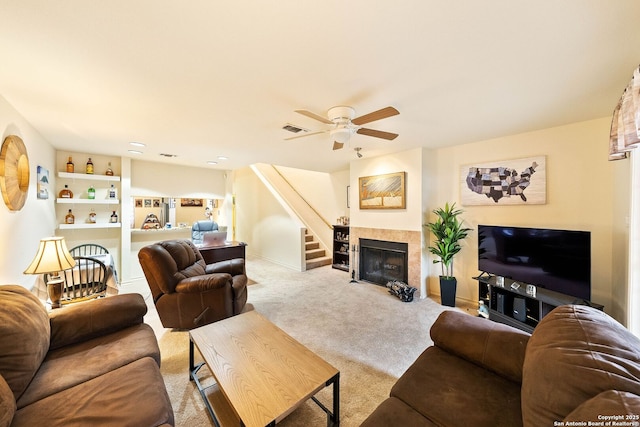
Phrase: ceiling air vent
[
  {"left": 282, "top": 123, "right": 309, "bottom": 133},
  {"left": 159, "top": 153, "right": 178, "bottom": 158}
]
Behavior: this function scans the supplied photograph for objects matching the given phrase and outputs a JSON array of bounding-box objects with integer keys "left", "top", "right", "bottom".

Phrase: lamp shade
[{"left": 24, "top": 237, "right": 76, "bottom": 275}]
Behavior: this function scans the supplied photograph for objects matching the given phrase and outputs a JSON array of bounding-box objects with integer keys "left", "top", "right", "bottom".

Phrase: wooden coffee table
[{"left": 189, "top": 310, "right": 340, "bottom": 427}]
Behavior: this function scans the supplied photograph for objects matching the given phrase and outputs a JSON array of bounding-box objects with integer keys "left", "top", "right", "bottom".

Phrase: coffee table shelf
[{"left": 190, "top": 310, "right": 340, "bottom": 427}]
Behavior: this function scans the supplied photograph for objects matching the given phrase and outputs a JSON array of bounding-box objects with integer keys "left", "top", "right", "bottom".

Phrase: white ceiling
[{"left": 1, "top": 1, "right": 639, "bottom": 173}]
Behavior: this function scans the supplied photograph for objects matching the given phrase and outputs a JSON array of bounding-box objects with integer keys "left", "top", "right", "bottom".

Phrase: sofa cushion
[
  {"left": 0, "top": 374, "right": 16, "bottom": 427},
  {"left": 48, "top": 292, "right": 147, "bottom": 350},
  {"left": 11, "top": 357, "right": 174, "bottom": 427},
  {"left": 0, "top": 285, "right": 50, "bottom": 401},
  {"left": 391, "top": 346, "right": 523, "bottom": 427},
  {"left": 522, "top": 305, "right": 640, "bottom": 426},
  {"left": 16, "top": 323, "right": 160, "bottom": 409},
  {"left": 564, "top": 390, "right": 640, "bottom": 424},
  {"left": 430, "top": 310, "right": 529, "bottom": 383},
  {"left": 360, "top": 397, "right": 438, "bottom": 427},
  {"left": 163, "top": 240, "right": 206, "bottom": 281}
]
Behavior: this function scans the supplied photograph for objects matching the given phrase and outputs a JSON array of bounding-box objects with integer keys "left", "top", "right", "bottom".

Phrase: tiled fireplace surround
[{"left": 350, "top": 227, "right": 423, "bottom": 294}]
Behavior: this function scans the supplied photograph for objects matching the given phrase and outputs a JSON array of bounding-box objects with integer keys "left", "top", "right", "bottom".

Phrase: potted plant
[{"left": 426, "top": 202, "right": 472, "bottom": 307}]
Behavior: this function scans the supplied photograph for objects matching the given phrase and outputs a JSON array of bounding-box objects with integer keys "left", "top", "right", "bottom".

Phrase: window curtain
[
  {"left": 630, "top": 152, "right": 640, "bottom": 336},
  {"left": 611, "top": 65, "right": 640, "bottom": 335},
  {"left": 610, "top": 65, "right": 640, "bottom": 160}
]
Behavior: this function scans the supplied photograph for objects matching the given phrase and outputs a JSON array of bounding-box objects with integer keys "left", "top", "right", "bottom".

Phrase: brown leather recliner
[{"left": 138, "top": 239, "right": 247, "bottom": 329}]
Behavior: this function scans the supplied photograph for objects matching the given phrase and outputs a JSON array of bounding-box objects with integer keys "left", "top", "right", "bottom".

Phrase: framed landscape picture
[{"left": 358, "top": 171, "right": 406, "bottom": 209}]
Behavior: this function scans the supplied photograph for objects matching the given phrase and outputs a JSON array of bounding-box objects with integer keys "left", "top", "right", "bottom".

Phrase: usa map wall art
[{"left": 460, "top": 156, "right": 546, "bottom": 206}]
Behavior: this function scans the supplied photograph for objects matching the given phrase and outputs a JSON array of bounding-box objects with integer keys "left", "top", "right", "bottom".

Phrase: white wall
[
  {"left": 275, "top": 165, "right": 350, "bottom": 225},
  {"left": 131, "top": 159, "right": 227, "bottom": 199},
  {"left": 0, "top": 95, "right": 57, "bottom": 288},
  {"left": 232, "top": 167, "right": 305, "bottom": 270},
  {"left": 350, "top": 147, "right": 426, "bottom": 231},
  {"left": 433, "top": 117, "right": 628, "bottom": 322},
  {"left": 253, "top": 164, "right": 350, "bottom": 255}
]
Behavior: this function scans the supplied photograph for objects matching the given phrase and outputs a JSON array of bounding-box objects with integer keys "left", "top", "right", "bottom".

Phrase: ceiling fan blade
[
  {"left": 284, "top": 130, "right": 327, "bottom": 141},
  {"left": 332, "top": 141, "right": 344, "bottom": 150},
  {"left": 294, "top": 110, "right": 333, "bottom": 124},
  {"left": 356, "top": 128, "right": 399, "bottom": 140},
  {"left": 352, "top": 106, "right": 399, "bottom": 125}
]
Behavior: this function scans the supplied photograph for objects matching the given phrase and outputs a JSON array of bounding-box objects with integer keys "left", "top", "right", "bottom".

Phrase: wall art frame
[
  {"left": 37, "top": 165, "right": 49, "bottom": 200},
  {"left": 460, "top": 155, "right": 546, "bottom": 206},
  {"left": 358, "top": 171, "right": 406, "bottom": 209},
  {"left": 181, "top": 198, "right": 203, "bottom": 207}
]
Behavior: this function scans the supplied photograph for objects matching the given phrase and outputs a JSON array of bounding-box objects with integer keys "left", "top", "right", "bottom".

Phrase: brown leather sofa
[
  {"left": 361, "top": 305, "right": 640, "bottom": 426},
  {"left": 138, "top": 239, "right": 247, "bottom": 329},
  {"left": 0, "top": 285, "right": 174, "bottom": 427}
]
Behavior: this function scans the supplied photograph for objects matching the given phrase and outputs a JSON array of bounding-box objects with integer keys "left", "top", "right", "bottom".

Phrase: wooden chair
[
  {"left": 70, "top": 243, "right": 109, "bottom": 257},
  {"left": 46, "top": 256, "right": 108, "bottom": 304}
]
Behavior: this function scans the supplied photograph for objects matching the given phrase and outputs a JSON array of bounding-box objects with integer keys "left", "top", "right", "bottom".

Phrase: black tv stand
[
  {"left": 476, "top": 276, "right": 603, "bottom": 333},
  {"left": 472, "top": 271, "right": 492, "bottom": 280}
]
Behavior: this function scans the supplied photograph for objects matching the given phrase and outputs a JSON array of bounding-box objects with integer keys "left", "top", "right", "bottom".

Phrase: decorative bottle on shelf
[
  {"left": 86, "top": 157, "right": 94, "bottom": 174},
  {"left": 478, "top": 300, "right": 489, "bottom": 319},
  {"left": 105, "top": 162, "right": 114, "bottom": 176},
  {"left": 108, "top": 184, "right": 117, "bottom": 199},
  {"left": 88, "top": 209, "right": 96, "bottom": 224},
  {"left": 66, "top": 156, "right": 74, "bottom": 173},
  {"left": 65, "top": 209, "right": 75, "bottom": 224},
  {"left": 88, "top": 185, "right": 96, "bottom": 199},
  {"left": 58, "top": 184, "right": 73, "bottom": 198},
  {"left": 110, "top": 210, "right": 118, "bottom": 223}
]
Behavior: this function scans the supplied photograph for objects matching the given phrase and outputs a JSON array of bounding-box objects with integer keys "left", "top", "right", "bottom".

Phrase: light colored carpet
[{"left": 148, "top": 257, "right": 467, "bottom": 427}]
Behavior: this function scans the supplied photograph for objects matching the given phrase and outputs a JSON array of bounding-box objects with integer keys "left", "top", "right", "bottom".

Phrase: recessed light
[
  {"left": 217, "top": 156, "right": 228, "bottom": 161},
  {"left": 129, "top": 142, "right": 146, "bottom": 147},
  {"left": 207, "top": 161, "right": 218, "bottom": 165},
  {"left": 128, "top": 150, "right": 143, "bottom": 155}
]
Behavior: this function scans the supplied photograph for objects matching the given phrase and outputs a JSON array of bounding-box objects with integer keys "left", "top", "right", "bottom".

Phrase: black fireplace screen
[{"left": 359, "top": 238, "right": 408, "bottom": 286}]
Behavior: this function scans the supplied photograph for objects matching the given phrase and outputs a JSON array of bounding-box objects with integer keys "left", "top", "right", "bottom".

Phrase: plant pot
[{"left": 439, "top": 276, "right": 457, "bottom": 307}]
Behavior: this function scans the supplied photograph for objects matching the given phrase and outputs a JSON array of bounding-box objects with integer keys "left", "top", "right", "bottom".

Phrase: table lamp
[{"left": 24, "top": 236, "right": 76, "bottom": 308}]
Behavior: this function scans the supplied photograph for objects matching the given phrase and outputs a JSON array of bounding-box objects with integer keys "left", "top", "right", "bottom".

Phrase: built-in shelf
[
  {"left": 332, "top": 225, "right": 350, "bottom": 272},
  {"left": 56, "top": 198, "right": 119, "bottom": 204},
  {"left": 58, "top": 223, "right": 121, "bottom": 230},
  {"left": 58, "top": 171, "right": 121, "bottom": 181},
  {"left": 131, "top": 228, "right": 192, "bottom": 234}
]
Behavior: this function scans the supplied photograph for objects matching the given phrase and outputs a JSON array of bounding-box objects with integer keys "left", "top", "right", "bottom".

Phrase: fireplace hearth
[{"left": 359, "top": 238, "right": 409, "bottom": 286}]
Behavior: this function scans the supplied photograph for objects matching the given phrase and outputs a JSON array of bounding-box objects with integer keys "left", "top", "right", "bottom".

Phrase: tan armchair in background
[{"left": 138, "top": 239, "right": 247, "bottom": 329}]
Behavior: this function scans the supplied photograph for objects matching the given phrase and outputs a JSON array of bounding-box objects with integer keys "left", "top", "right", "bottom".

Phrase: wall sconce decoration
[{"left": 0, "top": 135, "right": 30, "bottom": 211}]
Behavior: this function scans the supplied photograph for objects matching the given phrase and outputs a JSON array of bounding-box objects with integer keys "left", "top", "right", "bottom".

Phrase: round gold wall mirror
[{"left": 0, "top": 135, "right": 30, "bottom": 211}]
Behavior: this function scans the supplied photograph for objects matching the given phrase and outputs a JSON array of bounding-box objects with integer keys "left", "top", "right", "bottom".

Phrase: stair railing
[{"left": 270, "top": 165, "right": 333, "bottom": 230}]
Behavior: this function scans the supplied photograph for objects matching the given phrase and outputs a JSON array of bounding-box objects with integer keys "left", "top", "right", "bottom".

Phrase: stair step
[
  {"left": 305, "top": 234, "right": 314, "bottom": 242},
  {"left": 305, "top": 241, "right": 319, "bottom": 250},
  {"left": 305, "top": 248, "right": 326, "bottom": 260},
  {"left": 306, "top": 256, "right": 332, "bottom": 270}
]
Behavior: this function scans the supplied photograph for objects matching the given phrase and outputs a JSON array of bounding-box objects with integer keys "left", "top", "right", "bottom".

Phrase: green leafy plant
[{"left": 426, "top": 202, "right": 472, "bottom": 279}]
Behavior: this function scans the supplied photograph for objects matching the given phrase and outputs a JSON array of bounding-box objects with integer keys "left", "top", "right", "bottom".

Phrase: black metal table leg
[
  {"left": 331, "top": 372, "right": 340, "bottom": 426},
  {"left": 189, "top": 338, "right": 194, "bottom": 381}
]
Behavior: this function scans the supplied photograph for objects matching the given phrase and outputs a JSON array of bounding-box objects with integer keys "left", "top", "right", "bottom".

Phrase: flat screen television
[{"left": 478, "top": 225, "right": 591, "bottom": 301}]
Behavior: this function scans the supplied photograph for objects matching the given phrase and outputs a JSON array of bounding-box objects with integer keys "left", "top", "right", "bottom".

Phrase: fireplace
[{"left": 359, "top": 238, "right": 409, "bottom": 286}]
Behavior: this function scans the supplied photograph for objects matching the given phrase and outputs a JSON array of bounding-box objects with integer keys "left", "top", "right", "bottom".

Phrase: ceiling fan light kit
[
  {"left": 286, "top": 105, "right": 400, "bottom": 150},
  {"left": 330, "top": 127, "right": 353, "bottom": 144}
]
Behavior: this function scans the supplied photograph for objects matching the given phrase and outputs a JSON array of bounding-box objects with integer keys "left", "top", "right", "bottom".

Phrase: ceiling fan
[{"left": 284, "top": 105, "right": 399, "bottom": 150}]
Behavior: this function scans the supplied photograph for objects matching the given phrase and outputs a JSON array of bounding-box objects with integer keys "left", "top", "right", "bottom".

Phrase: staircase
[{"left": 305, "top": 231, "right": 332, "bottom": 270}]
